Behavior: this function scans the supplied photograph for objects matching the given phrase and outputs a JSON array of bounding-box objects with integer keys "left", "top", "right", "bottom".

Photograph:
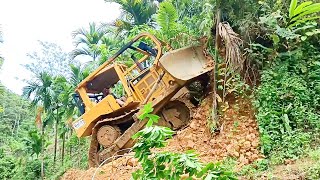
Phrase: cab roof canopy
[{"left": 85, "top": 65, "right": 120, "bottom": 94}]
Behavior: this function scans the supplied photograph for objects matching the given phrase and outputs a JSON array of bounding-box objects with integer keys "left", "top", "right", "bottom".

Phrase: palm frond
[
  {"left": 73, "top": 36, "right": 91, "bottom": 47},
  {"left": 289, "top": 0, "right": 298, "bottom": 18},
  {"left": 69, "top": 64, "right": 92, "bottom": 86},
  {"left": 100, "top": 36, "right": 115, "bottom": 47},
  {"left": 109, "top": 19, "right": 134, "bottom": 36},
  {"left": 71, "top": 22, "right": 108, "bottom": 60},
  {"left": 22, "top": 81, "right": 40, "bottom": 99},
  {"left": 157, "top": 1, "right": 178, "bottom": 34},
  {"left": 105, "top": 0, "right": 156, "bottom": 34},
  {"left": 54, "top": 75, "right": 67, "bottom": 85},
  {"left": 71, "top": 48, "right": 92, "bottom": 59},
  {"left": 22, "top": 72, "right": 54, "bottom": 112},
  {"left": 72, "top": 27, "right": 88, "bottom": 39},
  {"left": 98, "top": 23, "right": 115, "bottom": 34},
  {"left": 218, "top": 22, "right": 243, "bottom": 71}
]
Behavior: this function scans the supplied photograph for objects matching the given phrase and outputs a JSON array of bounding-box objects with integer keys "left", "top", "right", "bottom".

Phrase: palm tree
[
  {"left": 50, "top": 76, "right": 73, "bottom": 164},
  {"left": 22, "top": 72, "right": 55, "bottom": 179},
  {"left": 105, "top": 0, "right": 157, "bottom": 34},
  {"left": 53, "top": 77, "right": 78, "bottom": 165},
  {"left": 71, "top": 22, "right": 107, "bottom": 61}
]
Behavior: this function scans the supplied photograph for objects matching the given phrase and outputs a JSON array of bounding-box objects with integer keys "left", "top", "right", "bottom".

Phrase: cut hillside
[
  {"left": 161, "top": 96, "right": 263, "bottom": 166},
  {"left": 61, "top": 96, "right": 262, "bottom": 180}
]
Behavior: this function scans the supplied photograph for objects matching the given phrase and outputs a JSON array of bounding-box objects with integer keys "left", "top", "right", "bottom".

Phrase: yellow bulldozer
[{"left": 71, "top": 33, "right": 213, "bottom": 167}]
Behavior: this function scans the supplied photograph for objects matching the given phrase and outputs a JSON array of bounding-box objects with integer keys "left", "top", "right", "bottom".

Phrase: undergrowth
[
  {"left": 252, "top": 0, "right": 320, "bottom": 164},
  {"left": 238, "top": 147, "right": 320, "bottom": 179},
  {"left": 255, "top": 44, "right": 320, "bottom": 163}
]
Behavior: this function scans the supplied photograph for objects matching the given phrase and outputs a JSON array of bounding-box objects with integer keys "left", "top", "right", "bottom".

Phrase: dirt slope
[
  {"left": 162, "top": 97, "right": 263, "bottom": 167},
  {"left": 61, "top": 96, "right": 262, "bottom": 180},
  {"left": 61, "top": 154, "right": 138, "bottom": 180}
]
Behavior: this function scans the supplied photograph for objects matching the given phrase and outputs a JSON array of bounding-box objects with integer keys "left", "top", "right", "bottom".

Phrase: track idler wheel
[
  {"left": 97, "top": 125, "right": 120, "bottom": 148},
  {"left": 88, "top": 125, "right": 120, "bottom": 167}
]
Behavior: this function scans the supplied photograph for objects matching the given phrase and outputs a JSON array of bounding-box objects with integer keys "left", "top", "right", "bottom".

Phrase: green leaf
[
  {"left": 204, "top": 173, "right": 217, "bottom": 180},
  {"left": 147, "top": 114, "right": 160, "bottom": 123},
  {"left": 197, "top": 163, "right": 214, "bottom": 177},
  {"left": 271, "top": 34, "right": 280, "bottom": 45},
  {"left": 186, "top": 159, "right": 197, "bottom": 168},
  {"left": 293, "top": 1, "right": 313, "bottom": 16},
  {"left": 289, "top": 0, "right": 298, "bottom": 18},
  {"left": 301, "top": 36, "right": 307, "bottom": 41},
  {"left": 150, "top": 128, "right": 160, "bottom": 141},
  {"left": 290, "top": 3, "right": 320, "bottom": 23},
  {"left": 313, "top": 61, "right": 320, "bottom": 66},
  {"left": 138, "top": 102, "right": 154, "bottom": 120},
  {"left": 305, "top": 29, "right": 320, "bottom": 36},
  {"left": 132, "top": 131, "right": 143, "bottom": 139},
  {"left": 283, "top": 114, "right": 292, "bottom": 133},
  {"left": 289, "top": 16, "right": 320, "bottom": 28},
  {"left": 146, "top": 119, "right": 154, "bottom": 127}
]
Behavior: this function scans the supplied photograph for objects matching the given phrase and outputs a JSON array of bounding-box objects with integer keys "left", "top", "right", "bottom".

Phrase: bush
[
  {"left": 0, "top": 150, "right": 16, "bottom": 179},
  {"left": 254, "top": 44, "right": 320, "bottom": 160},
  {"left": 13, "top": 158, "right": 42, "bottom": 180}
]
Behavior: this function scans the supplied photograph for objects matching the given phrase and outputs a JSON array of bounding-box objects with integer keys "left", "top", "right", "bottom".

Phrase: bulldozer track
[
  {"left": 89, "top": 99, "right": 193, "bottom": 167},
  {"left": 88, "top": 109, "right": 138, "bottom": 167}
]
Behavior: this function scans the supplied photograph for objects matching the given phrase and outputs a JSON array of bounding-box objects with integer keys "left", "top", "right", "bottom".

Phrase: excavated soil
[
  {"left": 161, "top": 97, "right": 263, "bottom": 167},
  {"left": 61, "top": 96, "right": 262, "bottom": 180},
  {"left": 61, "top": 153, "right": 139, "bottom": 180}
]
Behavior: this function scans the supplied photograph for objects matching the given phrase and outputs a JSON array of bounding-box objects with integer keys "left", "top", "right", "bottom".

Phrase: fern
[{"left": 157, "top": 1, "right": 178, "bottom": 35}]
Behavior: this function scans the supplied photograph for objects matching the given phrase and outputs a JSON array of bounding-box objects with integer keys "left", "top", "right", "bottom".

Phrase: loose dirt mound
[
  {"left": 162, "top": 97, "right": 263, "bottom": 167},
  {"left": 61, "top": 154, "right": 139, "bottom": 180},
  {"left": 61, "top": 97, "right": 262, "bottom": 180}
]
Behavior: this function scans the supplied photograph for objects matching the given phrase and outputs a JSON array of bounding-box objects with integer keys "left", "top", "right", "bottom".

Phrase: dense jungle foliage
[{"left": 0, "top": 0, "right": 319, "bottom": 179}]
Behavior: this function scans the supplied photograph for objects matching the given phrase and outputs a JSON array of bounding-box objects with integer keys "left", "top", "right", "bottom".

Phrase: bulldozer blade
[{"left": 159, "top": 46, "right": 213, "bottom": 83}]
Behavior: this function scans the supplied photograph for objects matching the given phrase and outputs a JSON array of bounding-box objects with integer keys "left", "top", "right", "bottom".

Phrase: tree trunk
[
  {"left": 41, "top": 125, "right": 45, "bottom": 180},
  {"left": 53, "top": 108, "right": 58, "bottom": 164},
  {"left": 78, "top": 138, "right": 81, "bottom": 167},
  {"left": 61, "top": 133, "right": 65, "bottom": 165},
  {"left": 69, "top": 130, "right": 72, "bottom": 157},
  {"left": 211, "top": 5, "right": 221, "bottom": 128},
  {"left": 12, "top": 114, "right": 18, "bottom": 135},
  {"left": 16, "top": 114, "right": 21, "bottom": 135}
]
